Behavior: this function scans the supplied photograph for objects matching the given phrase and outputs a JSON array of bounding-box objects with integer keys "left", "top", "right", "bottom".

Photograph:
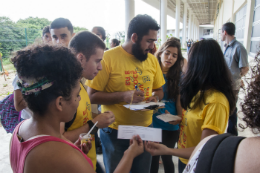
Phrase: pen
[{"left": 135, "top": 85, "right": 140, "bottom": 91}]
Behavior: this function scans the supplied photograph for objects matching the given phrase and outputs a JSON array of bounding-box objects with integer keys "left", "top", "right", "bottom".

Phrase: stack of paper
[
  {"left": 123, "top": 101, "right": 165, "bottom": 111},
  {"left": 156, "top": 114, "right": 182, "bottom": 122},
  {"left": 118, "top": 125, "right": 162, "bottom": 142}
]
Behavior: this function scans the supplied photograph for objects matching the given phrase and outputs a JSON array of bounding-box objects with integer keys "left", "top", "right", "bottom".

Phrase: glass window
[
  {"left": 256, "top": 0, "right": 260, "bottom": 6},
  {"left": 251, "top": 1, "right": 260, "bottom": 54},
  {"left": 235, "top": 4, "right": 247, "bottom": 43},
  {"left": 250, "top": 41, "right": 260, "bottom": 54},
  {"left": 252, "top": 23, "right": 260, "bottom": 37},
  {"left": 253, "top": 5, "right": 260, "bottom": 22}
]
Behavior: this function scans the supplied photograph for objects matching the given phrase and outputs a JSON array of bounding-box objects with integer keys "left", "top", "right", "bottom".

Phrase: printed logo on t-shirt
[{"left": 124, "top": 67, "right": 151, "bottom": 97}]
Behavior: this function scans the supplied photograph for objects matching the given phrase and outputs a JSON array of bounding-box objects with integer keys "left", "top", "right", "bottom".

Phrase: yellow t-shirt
[
  {"left": 178, "top": 90, "right": 229, "bottom": 164},
  {"left": 86, "top": 46, "right": 165, "bottom": 129},
  {"left": 67, "top": 82, "right": 96, "bottom": 170}
]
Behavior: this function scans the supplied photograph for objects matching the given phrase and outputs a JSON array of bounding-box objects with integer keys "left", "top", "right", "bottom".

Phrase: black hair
[
  {"left": 50, "top": 18, "right": 73, "bottom": 34},
  {"left": 11, "top": 44, "right": 82, "bottom": 116},
  {"left": 92, "top": 26, "right": 106, "bottom": 41},
  {"left": 222, "top": 22, "right": 236, "bottom": 36},
  {"left": 42, "top": 26, "right": 50, "bottom": 36},
  {"left": 180, "top": 39, "right": 235, "bottom": 114},
  {"left": 240, "top": 51, "right": 260, "bottom": 134},
  {"left": 69, "top": 31, "right": 106, "bottom": 61},
  {"left": 112, "top": 39, "right": 120, "bottom": 47},
  {"left": 127, "top": 14, "right": 160, "bottom": 41},
  {"left": 155, "top": 37, "right": 184, "bottom": 100}
]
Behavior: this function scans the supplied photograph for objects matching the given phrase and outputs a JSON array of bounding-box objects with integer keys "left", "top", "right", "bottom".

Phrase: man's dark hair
[
  {"left": 180, "top": 39, "right": 236, "bottom": 115},
  {"left": 69, "top": 31, "right": 106, "bottom": 61},
  {"left": 50, "top": 18, "right": 73, "bottom": 34},
  {"left": 127, "top": 14, "right": 160, "bottom": 41},
  {"left": 42, "top": 26, "right": 50, "bottom": 36},
  {"left": 11, "top": 44, "right": 82, "bottom": 116},
  {"left": 222, "top": 22, "right": 236, "bottom": 36},
  {"left": 92, "top": 26, "right": 106, "bottom": 41}
]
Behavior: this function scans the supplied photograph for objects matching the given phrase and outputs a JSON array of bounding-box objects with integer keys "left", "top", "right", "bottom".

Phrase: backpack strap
[
  {"left": 210, "top": 135, "right": 245, "bottom": 173},
  {"left": 195, "top": 133, "right": 231, "bottom": 173}
]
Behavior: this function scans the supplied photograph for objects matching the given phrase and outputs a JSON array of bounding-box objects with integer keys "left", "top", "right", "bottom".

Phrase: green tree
[
  {"left": 16, "top": 17, "right": 51, "bottom": 30},
  {"left": 74, "top": 26, "right": 88, "bottom": 33},
  {"left": 0, "top": 16, "right": 20, "bottom": 58}
]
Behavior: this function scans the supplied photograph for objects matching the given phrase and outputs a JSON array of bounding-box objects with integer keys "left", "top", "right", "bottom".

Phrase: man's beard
[{"left": 132, "top": 41, "right": 149, "bottom": 62}]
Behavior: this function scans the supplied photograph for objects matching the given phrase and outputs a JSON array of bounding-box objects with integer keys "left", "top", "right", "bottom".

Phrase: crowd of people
[{"left": 5, "top": 13, "right": 259, "bottom": 173}]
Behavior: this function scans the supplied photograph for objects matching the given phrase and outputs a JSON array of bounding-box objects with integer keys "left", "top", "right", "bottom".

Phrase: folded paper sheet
[
  {"left": 156, "top": 114, "right": 182, "bottom": 122},
  {"left": 123, "top": 101, "right": 165, "bottom": 111},
  {"left": 118, "top": 125, "right": 162, "bottom": 142}
]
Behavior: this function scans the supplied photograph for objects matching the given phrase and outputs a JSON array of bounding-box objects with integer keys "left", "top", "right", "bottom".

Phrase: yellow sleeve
[
  {"left": 152, "top": 57, "right": 165, "bottom": 89},
  {"left": 86, "top": 54, "right": 110, "bottom": 91},
  {"left": 201, "top": 103, "right": 229, "bottom": 134}
]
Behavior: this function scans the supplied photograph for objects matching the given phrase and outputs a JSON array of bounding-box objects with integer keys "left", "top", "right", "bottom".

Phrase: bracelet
[{"left": 87, "top": 120, "right": 98, "bottom": 134}]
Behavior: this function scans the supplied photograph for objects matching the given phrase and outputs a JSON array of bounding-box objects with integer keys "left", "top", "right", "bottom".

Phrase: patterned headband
[{"left": 17, "top": 76, "right": 53, "bottom": 95}]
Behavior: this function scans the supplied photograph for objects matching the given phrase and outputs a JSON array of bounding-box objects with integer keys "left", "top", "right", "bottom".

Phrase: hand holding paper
[
  {"left": 144, "top": 141, "right": 170, "bottom": 156},
  {"left": 156, "top": 113, "right": 182, "bottom": 123},
  {"left": 118, "top": 125, "right": 162, "bottom": 142}
]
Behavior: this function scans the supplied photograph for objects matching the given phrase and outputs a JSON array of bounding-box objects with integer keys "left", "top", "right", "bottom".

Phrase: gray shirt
[{"left": 223, "top": 38, "right": 248, "bottom": 90}]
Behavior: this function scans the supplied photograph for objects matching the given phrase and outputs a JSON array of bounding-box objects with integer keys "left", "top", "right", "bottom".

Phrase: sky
[{"left": 0, "top": 0, "right": 182, "bottom": 38}]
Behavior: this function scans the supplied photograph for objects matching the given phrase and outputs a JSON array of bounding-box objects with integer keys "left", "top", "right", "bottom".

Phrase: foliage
[
  {"left": 74, "top": 26, "right": 88, "bottom": 33},
  {"left": 0, "top": 16, "right": 89, "bottom": 59},
  {"left": 106, "top": 33, "right": 111, "bottom": 48},
  {"left": 0, "top": 16, "right": 50, "bottom": 58},
  {"left": 115, "top": 31, "right": 125, "bottom": 45}
]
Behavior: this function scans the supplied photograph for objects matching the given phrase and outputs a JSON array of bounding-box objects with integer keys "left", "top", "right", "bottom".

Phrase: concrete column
[
  {"left": 125, "top": 0, "right": 135, "bottom": 40},
  {"left": 197, "top": 21, "right": 200, "bottom": 40},
  {"left": 160, "top": 0, "right": 167, "bottom": 45},
  {"left": 195, "top": 21, "right": 197, "bottom": 40},
  {"left": 243, "top": 0, "right": 255, "bottom": 52},
  {"left": 188, "top": 9, "right": 192, "bottom": 40},
  {"left": 175, "top": 0, "right": 180, "bottom": 38},
  {"left": 230, "top": 0, "right": 235, "bottom": 23},
  {"left": 191, "top": 15, "right": 194, "bottom": 40},
  {"left": 182, "top": 2, "right": 187, "bottom": 48}
]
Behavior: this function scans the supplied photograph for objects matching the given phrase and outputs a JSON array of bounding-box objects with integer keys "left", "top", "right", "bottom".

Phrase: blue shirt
[
  {"left": 223, "top": 38, "right": 248, "bottom": 90},
  {"left": 152, "top": 74, "right": 179, "bottom": 131}
]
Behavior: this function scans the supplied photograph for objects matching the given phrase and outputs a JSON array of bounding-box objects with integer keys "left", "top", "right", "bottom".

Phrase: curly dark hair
[
  {"left": 155, "top": 37, "right": 184, "bottom": 100},
  {"left": 11, "top": 44, "right": 82, "bottom": 116},
  {"left": 180, "top": 39, "right": 236, "bottom": 114},
  {"left": 127, "top": 14, "right": 160, "bottom": 41},
  {"left": 240, "top": 51, "right": 260, "bottom": 133}
]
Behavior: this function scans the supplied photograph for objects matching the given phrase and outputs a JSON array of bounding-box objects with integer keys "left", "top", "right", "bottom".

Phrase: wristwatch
[{"left": 87, "top": 120, "right": 99, "bottom": 134}]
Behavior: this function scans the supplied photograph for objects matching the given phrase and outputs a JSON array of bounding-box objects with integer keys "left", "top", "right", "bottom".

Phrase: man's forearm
[
  {"left": 240, "top": 66, "right": 249, "bottom": 76},
  {"left": 114, "top": 152, "right": 135, "bottom": 173},
  {"left": 89, "top": 91, "right": 125, "bottom": 105},
  {"left": 152, "top": 87, "right": 164, "bottom": 101},
  {"left": 63, "top": 124, "right": 90, "bottom": 143}
]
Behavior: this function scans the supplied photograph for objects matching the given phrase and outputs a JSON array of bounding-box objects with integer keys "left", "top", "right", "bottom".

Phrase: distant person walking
[{"left": 187, "top": 39, "right": 191, "bottom": 53}]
